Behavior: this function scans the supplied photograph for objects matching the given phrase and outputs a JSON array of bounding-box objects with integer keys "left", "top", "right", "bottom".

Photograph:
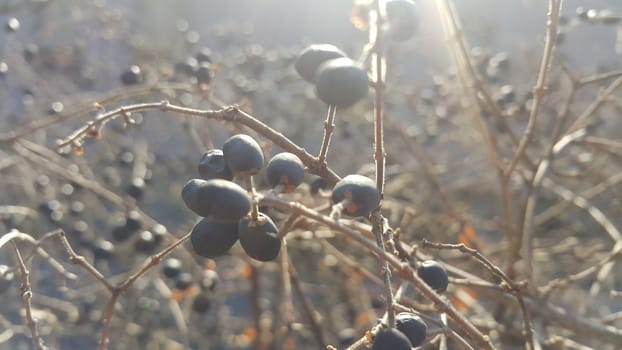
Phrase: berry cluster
[
  {"left": 182, "top": 133, "right": 308, "bottom": 262},
  {"left": 160, "top": 258, "right": 219, "bottom": 314},
  {"left": 371, "top": 312, "right": 427, "bottom": 349}
]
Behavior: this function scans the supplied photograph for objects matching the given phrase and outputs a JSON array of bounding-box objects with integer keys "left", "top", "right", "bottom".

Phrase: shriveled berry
[
  {"left": 266, "top": 152, "right": 305, "bottom": 192},
  {"left": 162, "top": 258, "right": 183, "bottom": 279},
  {"left": 190, "top": 218, "right": 239, "bottom": 258},
  {"left": 396, "top": 312, "right": 427, "bottom": 347},
  {"left": 238, "top": 212, "right": 281, "bottom": 262},
  {"left": 370, "top": 328, "right": 411, "bottom": 350},
  {"left": 181, "top": 179, "right": 251, "bottom": 222},
  {"left": 198, "top": 149, "right": 233, "bottom": 180},
  {"left": 192, "top": 292, "right": 211, "bottom": 313},
  {"left": 175, "top": 272, "right": 194, "bottom": 290},
  {"left": 222, "top": 134, "right": 264, "bottom": 176},
  {"left": 417, "top": 260, "right": 449, "bottom": 292},
  {"left": 331, "top": 174, "right": 380, "bottom": 217},
  {"left": 294, "top": 44, "right": 346, "bottom": 83},
  {"left": 386, "top": 0, "right": 419, "bottom": 41},
  {"left": 314, "top": 58, "right": 369, "bottom": 108}
]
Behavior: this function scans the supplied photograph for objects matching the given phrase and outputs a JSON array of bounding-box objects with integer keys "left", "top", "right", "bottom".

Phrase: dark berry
[
  {"left": 174, "top": 57, "right": 198, "bottom": 76},
  {"left": 125, "top": 211, "right": 143, "bottom": 232},
  {"left": 162, "top": 258, "right": 182, "bottom": 279},
  {"left": 198, "top": 149, "right": 233, "bottom": 180},
  {"left": 92, "top": 240, "right": 115, "bottom": 260},
  {"left": 175, "top": 272, "right": 194, "bottom": 290},
  {"left": 111, "top": 224, "right": 133, "bottom": 242},
  {"left": 196, "top": 48, "right": 213, "bottom": 63},
  {"left": 196, "top": 62, "right": 214, "bottom": 85},
  {"left": 266, "top": 152, "right": 305, "bottom": 192},
  {"left": 294, "top": 44, "right": 346, "bottom": 83},
  {"left": 310, "top": 177, "right": 329, "bottom": 195},
  {"left": 120, "top": 65, "right": 143, "bottom": 85},
  {"left": 222, "top": 134, "right": 264, "bottom": 176},
  {"left": 23, "top": 44, "right": 39, "bottom": 62},
  {"left": 190, "top": 218, "right": 239, "bottom": 258},
  {"left": 370, "top": 328, "right": 411, "bottom": 350},
  {"left": 127, "top": 177, "right": 145, "bottom": 199},
  {"left": 395, "top": 312, "right": 427, "bottom": 347},
  {"left": 134, "top": 230, "right": 159, "bottom": 254},
  {"left": 151, "top": 224, "right": 167, "bottom": 246},
  {"left": 181, "top": 179, "right": 251, "bottom": 222},
  {"left": 200, "top": 269, "right": 219, "bottom": 291},
  {"left": 39, "top": 199, "right": 61, "bottom": 215},
  {"left": 331, "top": 175, "right": 380, "bottom": 217},
  {"left": 314, "top": 58, "right": 369, "bottom": 108},
  {"left": 337, "top": 328, "right": 356, "bottom": 347},
  {"left": 386, "top": 0, "right": 419, "bottom": 41},
  {"left": 238, "top": 212, "right": 281, "bottom": 262},
  {"left": 192, "top": 292, "right": 211, "bottom": 313},
  {"left": 417, "top": 260, "right": 449, "bottom": 292},
  {"left": 0, "top": 61, "right": 7, "bottom": 77}
]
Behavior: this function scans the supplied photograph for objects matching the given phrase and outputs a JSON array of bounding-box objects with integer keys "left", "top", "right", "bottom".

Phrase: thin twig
[
  {"left": 317, "top": 104, "right": 337, "bottom": 164},
  {"left": 56, "top": 101, "right": 341, "bottom": 185},
  {"left": 505, "top": 0, "right": 563, "bottom": 177},
  {"left": 260, "top": 194, "right": 497, "bottom": 350},
  {"left": 11, "top": 242, "right": 44, "bottom": 350}
]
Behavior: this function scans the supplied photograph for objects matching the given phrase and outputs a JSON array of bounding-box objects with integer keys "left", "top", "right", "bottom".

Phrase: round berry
[
  {"left": 127, "top": 177, "right": 145, "bottom": 200},
  {"left": 125, "top": 210, "right": 143, "bottom": 232},
  {"left": 190, "top": 218, "right": 239, "bottom": 258},
  {"left": 134, "top": 230, "right": 159, "bottom": 254},
  {"left": 417, "top": 260, "right": 449, "bottom": 292},
  {"left": 385, "top": 0, "right": 419, "bottom": 42},
  {"left": 175, "top": 272, "right": 194, "bottom": 291},
  {"left": 198, "top": 149, "right": 233, "bottom": 181},
  {"left": 92, "top": 240, "right": 115, "bottom": 260},
  {"left": 222, "top": 134, "right": 264, "bottom": 176},
  {"left": 266, "top": 152, "right": 305, "bottom": 192},
  {"left": 337, "top": 328, "right": 356, "bottom": 347},
  {"left": 196, "top": 62, "right": 214, "bottom": 85},
  {"left": 181, "top": 179, "right": 251, "bottom": 222},
  {"left": 395, "top": 312, "right": 427, "bottom": 347},
  {"left": 200, "top": 269, "right": 219, "bottom": 291},
  {"left": 238, "top": 212, "right": 281, "bottom": 262},
  {"left": 192, "top": 292, "right": 211, "bottom": 313},
  {"left": 314, "top": 58, "right": 369, "bottom": 108},
  {"left": 331, "top": 175, "right": 381, "bottom": 217},
  {"left": 294, "top": 44, "right": 346, "bottom": 83},
  {"left": 120, "top": 65, "right": 143, "bottom": 85},
  {"left": 162, "top": 258, "right": 183, "bottom": 279},
  {"left": 370, "top": 328, "right": 412, "bottom": 350}
]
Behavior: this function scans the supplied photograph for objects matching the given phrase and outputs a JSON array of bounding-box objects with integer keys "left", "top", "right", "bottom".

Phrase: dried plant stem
[
  {"left": 11, "top": 242, "right": 44, "bottom": 350},
  {"left": 505, "top": 0, "right": 563, "bottom": 176},
  {"left": 56, "top": 101, "right": 341, "bottom": 185},
  {"left": 369, "top": 1, "right": 395, "bottom": 329},
  {"left": 317, "top": 104, "right": 337, "bottom": 164},
  {"left": 289, "top": 262, "right": 327, "bottom": 347},
  {"left": 421, "top": 240, "right": 534, "bottom": 350},
  {"left": 261, "top": 194, "right": 496, "bottom": 350}
]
